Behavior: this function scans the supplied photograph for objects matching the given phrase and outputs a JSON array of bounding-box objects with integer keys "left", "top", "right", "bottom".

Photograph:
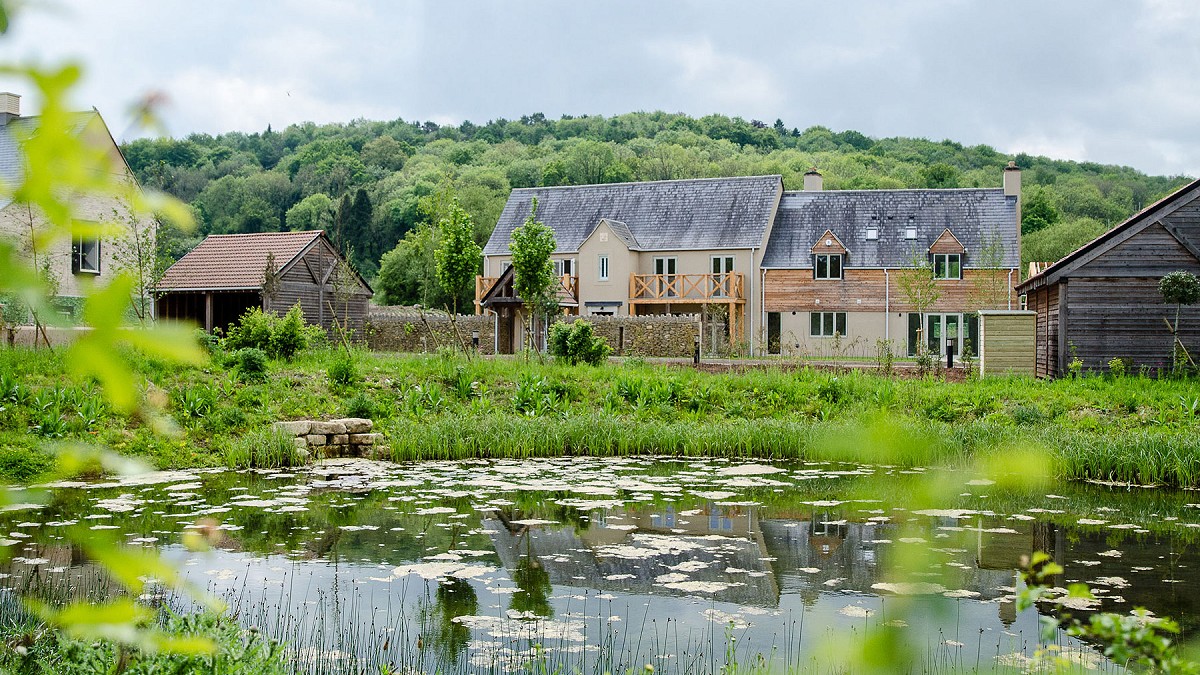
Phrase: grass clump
[
  {"left": 327, "top": 353, "right": 359, "bottom": 389},
  {"left": 223, "top": 427, "right": 306, "bottom": 469},
  {"left": 233, "top": 348, "right": 268, "bottom": 383}
]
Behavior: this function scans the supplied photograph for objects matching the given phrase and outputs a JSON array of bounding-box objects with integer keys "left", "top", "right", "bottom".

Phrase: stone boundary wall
[
  {"left": 558, "top": 315, "right": 701, "bottom": 359},
  {"left": 366, "top": 310, "right": 497, "bottom": 354},
  {"left": 273, "top": 417, "right": 384, "bottom": 459},
  {"left": 366, "top": 307, "right": 704, "bottom": 358}
]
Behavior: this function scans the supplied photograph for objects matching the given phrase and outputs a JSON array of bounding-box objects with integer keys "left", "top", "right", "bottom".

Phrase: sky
[{"left": 1, "top": 1, "right": 1198, "bottom": 177}]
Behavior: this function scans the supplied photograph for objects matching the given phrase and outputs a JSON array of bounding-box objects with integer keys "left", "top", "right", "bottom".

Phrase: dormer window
[
  {"left": 933, "top": 253, "right": 961, "bottom": 279},
  {"left": 814, "top": 253, "right": 842, "bottom": 280}
]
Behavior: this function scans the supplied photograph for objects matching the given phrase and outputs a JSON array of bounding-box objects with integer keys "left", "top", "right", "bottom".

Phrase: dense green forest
[{"left": 124, "top": 112, "right": 1191, "bottom": 309}]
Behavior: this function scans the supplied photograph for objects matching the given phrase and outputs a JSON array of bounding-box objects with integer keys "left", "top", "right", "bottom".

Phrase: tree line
[{"left": 123, "top": 111, "right": 1192, "bottom": 312}]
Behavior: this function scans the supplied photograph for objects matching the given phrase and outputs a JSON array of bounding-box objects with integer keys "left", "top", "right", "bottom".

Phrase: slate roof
[
  {"left": 599, "top": 218, "right": 639, "bottom": 249},
  {"left": 761, "top": 189, "right": 1019, "bottom": 269},
  {"left": 0, "top": 113, "right": 98, "bottom": 210},
  {"left": 483, "top": 175, "right": 782, "bottom": 256},
  {"left": 156, "top": 230, "right": 324, "bottom": 291}
]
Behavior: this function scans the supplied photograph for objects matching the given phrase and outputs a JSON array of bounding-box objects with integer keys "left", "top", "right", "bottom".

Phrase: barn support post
[{"left": 204, "top": 292, "right": 214, "bottom": 333}]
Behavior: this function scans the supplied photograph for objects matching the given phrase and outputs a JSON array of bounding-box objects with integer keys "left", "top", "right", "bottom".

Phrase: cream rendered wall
[
  {"left": 576, "top": 221, "right": 635, "bottom": 315},
  {"left": 774, "top": 310, "right": 909, "bottom": 356}
]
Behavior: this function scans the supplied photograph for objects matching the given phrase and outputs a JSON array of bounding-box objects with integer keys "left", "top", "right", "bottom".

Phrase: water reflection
[{"left": 1, "top": 458, "right": 1197, "bottom": 673}]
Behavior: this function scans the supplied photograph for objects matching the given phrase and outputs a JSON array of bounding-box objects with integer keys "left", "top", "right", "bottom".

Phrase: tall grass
[{"left": 223, "top": 427, "right": 307, "bottom": 469}]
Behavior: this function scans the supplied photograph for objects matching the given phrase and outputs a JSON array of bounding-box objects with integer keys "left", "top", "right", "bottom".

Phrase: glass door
[
  {"left": 925, "top": 313, "right": 962, "bottom": 357},
  {"left": 711, "top": 255, "right": 734, "bottom": 297},
  {"left": 654, "top": 257, "right": 677, "bottom": 298}
]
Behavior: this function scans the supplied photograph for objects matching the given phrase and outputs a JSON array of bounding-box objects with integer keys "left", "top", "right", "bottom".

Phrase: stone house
[
  {"left": 478, "top": 166, "right": 1021, "bottom": 357},
  {"left": 0, "top": 92, "right": 155, "bottom": 333}
]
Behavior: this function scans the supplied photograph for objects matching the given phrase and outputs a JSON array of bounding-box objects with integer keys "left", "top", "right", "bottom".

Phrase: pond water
[{"left": 2, "top": 457, "right": 1198, "bottom": 674}]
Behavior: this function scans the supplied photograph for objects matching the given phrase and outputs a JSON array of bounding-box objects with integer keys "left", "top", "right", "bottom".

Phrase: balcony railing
[
  {"left": 629, "top": 273, "right": 744, "bottom": 303},
  {"left": 475, "top": 274, "right": 578, "bottom": 313}
]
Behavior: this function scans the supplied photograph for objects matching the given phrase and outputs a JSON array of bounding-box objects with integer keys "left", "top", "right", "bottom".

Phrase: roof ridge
[
  {"left": 203, "top": 230, "right": 323, "bottom": 238},
  {"left": 512, "top": 174, "right": 782, "bottom": 192},
  {"left": 783, "top": 187, "right": 1005, "bottom": 196}
]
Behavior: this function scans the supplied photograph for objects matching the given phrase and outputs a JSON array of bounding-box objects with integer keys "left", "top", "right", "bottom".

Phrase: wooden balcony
[
  {"left": 475, "top": 273, "right": 578, "bottom": 314},
  {"left": 628, "top": 273, "right": 745, "bottom": 304}
]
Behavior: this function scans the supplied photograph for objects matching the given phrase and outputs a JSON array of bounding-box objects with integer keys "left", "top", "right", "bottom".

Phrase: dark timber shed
[
  {"left": 155, "top": 230, "right": 372, "bottom": 335},
  {"left": 1016, "top": 178, "right": 1200, "bottom": 377}
]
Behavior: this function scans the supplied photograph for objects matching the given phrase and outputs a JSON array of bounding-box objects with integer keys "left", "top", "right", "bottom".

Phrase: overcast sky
[{"left": 2, "top": 1, "right": 1198, "bottom": 177}]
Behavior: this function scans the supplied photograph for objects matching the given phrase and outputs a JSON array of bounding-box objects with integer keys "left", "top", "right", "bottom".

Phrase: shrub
[
  {"left": 195, "top": 328, "right": 221, "bottom": 355},
  {"left": 1108, "top": 357, "right": 1128, "bottom": 377},
  {"left": 548, "top": 320, "right": 612, "bottom": 366},
  {"left": 223, "top": 427, "right": 305, "bottom": 469},
  {"left": 224, "top": 305, "right": 323, "bottom": 360},
  {"left": 234, "top": 348, "right": 269, "bottom": 382},
  {"left": 328, "top": 354, "right": 360, "bottom": 388}
]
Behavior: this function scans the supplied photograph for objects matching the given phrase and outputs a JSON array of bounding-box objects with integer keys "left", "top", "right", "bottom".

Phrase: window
[
  {"left": 904, "top": 227, "right": 917, "bottom": 240},
  {"left": 598, "top": 255, "right": 609, "bottom": 281},
  {"left": 866, "top": 228, "right": 878, "bottom": 240},
  {"left": 933, "top": 253, "right": 961, "bottom": 279},
  {"left": 814, "top": 254, "right": 842, "bottom": 280},
  {"left": 553, "top": 259, "right": 574, "bottom": 277},
  {"left": 810, "top": 311, "right": 847, "bottom": 337},
  {"left": 72, "top": 235, "right": 100, "bottom": 275}
]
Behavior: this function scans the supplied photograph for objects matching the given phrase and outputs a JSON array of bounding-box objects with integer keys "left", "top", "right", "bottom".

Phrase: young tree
[
  {"left": 509, "top": 198, "right": 557, "bottom": 352},
  {"left": 1159, "top": 270, "right": 1200, "bottom": 370},
  {"left": 896, "top": 250, "right": 941, "bottom": 367},
  {"left": 111, "top": 209, "right": 160, "bottom": 325},
  {"left": 434, "top": 201, "right": 482, "bottom": 350},
  {"left": 970, "top": 232, "right": 1009, "bottom": 311}
]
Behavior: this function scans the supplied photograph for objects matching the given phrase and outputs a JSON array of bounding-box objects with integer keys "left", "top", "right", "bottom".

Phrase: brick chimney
[
  {"left": 803, "top": 167, "right": 823, "bottom": 191},
  {"left": 0, "top": 93, "right": 19, "bottom": 126}
]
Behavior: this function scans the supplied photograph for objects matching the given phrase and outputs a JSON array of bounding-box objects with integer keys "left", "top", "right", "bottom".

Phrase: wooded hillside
[{"left": 124, "top": 112, "right": 1191, "bottom": 309}]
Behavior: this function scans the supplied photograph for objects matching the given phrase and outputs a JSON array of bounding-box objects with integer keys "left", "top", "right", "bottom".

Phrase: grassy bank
[{"left": 1, "top": 346, "right": 1198, "bottom": 486}]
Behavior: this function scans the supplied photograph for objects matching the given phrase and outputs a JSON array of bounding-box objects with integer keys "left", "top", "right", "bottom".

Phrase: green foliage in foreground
[
  {"left": 3, "top": 347, "right": 1200, "bottom": 487},
  {"left": 0, "top": 612, "right": 287, "bottom": 675}
]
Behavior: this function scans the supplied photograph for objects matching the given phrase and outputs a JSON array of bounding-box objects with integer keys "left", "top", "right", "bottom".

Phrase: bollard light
[
  {"left": 693, "top": 335, "right": 701, "bottom": 365},
  {"left": 471, "top": 330, "right": 480, "bottom": 350}
]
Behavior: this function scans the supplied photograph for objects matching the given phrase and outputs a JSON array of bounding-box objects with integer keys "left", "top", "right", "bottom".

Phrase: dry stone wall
[
  {"left": 273, "top": 418, "right": 384, "bottom": 459},
  {"left": 366, "top": 307, "right": 703, "bottom": 358},
  {"left": 557, "top": 315, "right": 701, "bottom": 358},
  {"left": 366, "top": 309, "right": 496, "bottom": 354}
]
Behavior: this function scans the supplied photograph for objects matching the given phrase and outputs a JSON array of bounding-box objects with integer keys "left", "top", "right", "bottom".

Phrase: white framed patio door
[{"left": 654, "top": 256, "right": 677, "bottom": 298}]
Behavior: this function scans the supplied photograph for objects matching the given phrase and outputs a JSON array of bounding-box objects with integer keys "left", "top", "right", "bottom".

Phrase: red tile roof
[{"left": 156, "top": 230, "right": 324, "bottom": 291}]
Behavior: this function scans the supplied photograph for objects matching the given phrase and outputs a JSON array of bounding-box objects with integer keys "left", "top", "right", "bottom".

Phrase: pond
[{"left": 2, "top": 457, "right": 1198, "bottom": 674}]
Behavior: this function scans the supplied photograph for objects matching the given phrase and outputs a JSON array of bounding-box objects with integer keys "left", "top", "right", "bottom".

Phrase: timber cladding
[
  {"left": 977, "top": 311, "right": 1035, "bottom": 376},
  {"left": 763, "top": 268, "right": 1015, "bottom": 313}
]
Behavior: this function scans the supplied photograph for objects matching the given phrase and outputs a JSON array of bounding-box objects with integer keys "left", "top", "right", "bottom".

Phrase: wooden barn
[
  {"left": 1016, "top": 177, "right": 1200, "bottom": 377},
  {"left": 155, "top": 230, "right": 373, "bottom": 335}
]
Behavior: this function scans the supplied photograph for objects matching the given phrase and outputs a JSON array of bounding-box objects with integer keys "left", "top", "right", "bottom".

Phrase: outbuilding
[
  {"left": 155, "top": 230, "right": 373, "bottom": 335},
  {"left": 1016, "top": 177, "right": 1200, "bottom": 377}
]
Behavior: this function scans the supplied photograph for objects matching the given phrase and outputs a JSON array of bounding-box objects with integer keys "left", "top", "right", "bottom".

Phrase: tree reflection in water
[{"left": 427, "top": 576, "right": 478, "bottom": 664}]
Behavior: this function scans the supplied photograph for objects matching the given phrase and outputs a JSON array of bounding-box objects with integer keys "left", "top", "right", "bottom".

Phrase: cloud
[{"left": 645, "top": 37, "right": 780, "bottom": 114}]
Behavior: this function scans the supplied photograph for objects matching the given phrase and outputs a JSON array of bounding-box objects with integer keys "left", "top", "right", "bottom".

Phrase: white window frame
[
  {"left": 654, "top": 256, "right": 678, "bottom": 298},
  {"left": 932, "top": 253, "right": 962, "bottom": 280},
  {"left": 814, "top": 253, "right": 842, "bottom": 280},
  {"left": 553, "top": 258, "right": 575, "bottom": 278},
  {"left": 710, "top": 255, "right": 734, "bottom": 297},
  {"left": 598, "top": 254, "right": 609, "bottom": 281},
  {"left": 810, "top": 311, "right": 847, "bottom": 338},
  {"left": 73, "top": 234, "right": 101, "bottom": 275}
]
